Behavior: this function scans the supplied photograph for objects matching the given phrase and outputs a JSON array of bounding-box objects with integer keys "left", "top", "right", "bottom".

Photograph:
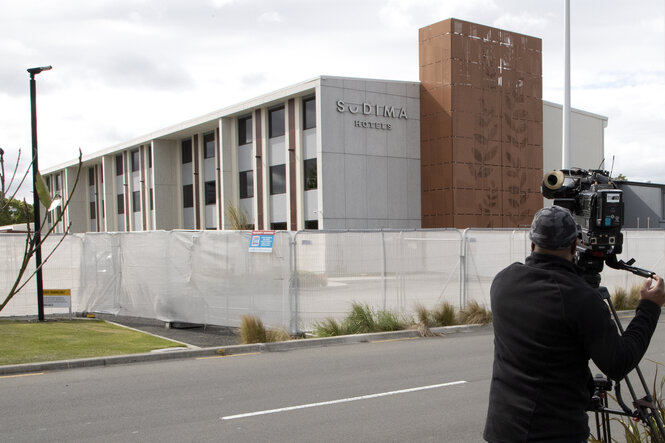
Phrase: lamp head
[{"left": 27, "top": 66, "right": 52, "bottom": 76}]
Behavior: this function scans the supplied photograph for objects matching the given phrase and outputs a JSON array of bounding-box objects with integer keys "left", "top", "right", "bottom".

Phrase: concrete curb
[{"left": 0, "top": 324, "right": 485, "bottom": 376}]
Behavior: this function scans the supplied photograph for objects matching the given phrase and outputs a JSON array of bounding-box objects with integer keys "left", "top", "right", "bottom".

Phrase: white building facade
[{"left": 44, "top": 76, "right": 423, "bottom": 233}]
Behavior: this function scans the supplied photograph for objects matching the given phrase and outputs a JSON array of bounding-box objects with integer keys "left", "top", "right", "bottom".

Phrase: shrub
[{"left": 458, "top": 300, "right": 492, "bottom": 325}]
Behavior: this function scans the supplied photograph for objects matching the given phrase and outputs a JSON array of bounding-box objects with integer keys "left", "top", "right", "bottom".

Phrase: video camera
[{"left": 541, "top": 168, "right": 653, "bottom": 286}]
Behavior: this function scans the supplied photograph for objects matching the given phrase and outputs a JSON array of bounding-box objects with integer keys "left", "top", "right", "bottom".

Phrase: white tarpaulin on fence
[{"left": 2, "top": 229, "right": 664, "bottom": 332}]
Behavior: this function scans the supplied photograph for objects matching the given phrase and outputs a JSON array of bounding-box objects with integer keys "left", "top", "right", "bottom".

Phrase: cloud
[{"left": 258, "top": 10, "right": 283, "bottom": 24}]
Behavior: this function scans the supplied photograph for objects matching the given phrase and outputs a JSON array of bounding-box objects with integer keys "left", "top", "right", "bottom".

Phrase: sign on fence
[{"left": 249, "top": 230, "right": 275, "bottom": 253}]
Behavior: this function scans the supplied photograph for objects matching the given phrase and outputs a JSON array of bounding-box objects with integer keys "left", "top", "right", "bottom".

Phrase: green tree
[
  {"left": 614, "top": 173, "right": 627, "bottom": 181},
  {"left": 0, "top": 197, "right": 34, "bottom": 226}
]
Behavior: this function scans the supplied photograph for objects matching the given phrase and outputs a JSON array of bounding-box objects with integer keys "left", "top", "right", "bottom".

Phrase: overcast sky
[{"left": 1, "top": 0, "right": 664, "bottom": 198}]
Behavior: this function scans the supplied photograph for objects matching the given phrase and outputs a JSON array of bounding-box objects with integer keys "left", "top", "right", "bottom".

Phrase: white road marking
[{"left": 221, "top": 380, "right": 467, "bottom": 420}]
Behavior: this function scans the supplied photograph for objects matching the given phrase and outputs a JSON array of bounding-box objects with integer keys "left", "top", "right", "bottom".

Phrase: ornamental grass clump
[
  {"left": 611, "top": 284, "right": 641, "bottom": 311},
  {"left": 458, "top": 300, "right": 492, "bottom": 325},
  {"left": 431, "top": 301, "right": 458, "bottom": 326},
  {"left": 239, "top": 315, "right": 267, "bottom": 344},
  {"left": 239, "top": 315, "right": 295, "bottom": 343},
  {"left": 312, "top": 303, "right": 406, "bottom": 337}
]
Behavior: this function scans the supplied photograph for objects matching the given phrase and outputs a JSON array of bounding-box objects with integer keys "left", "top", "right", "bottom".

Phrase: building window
[
  {"left": 238, "top": 115, "right": 252, "bottom": 145},
  {"left": 131, "top": 149, "right": 140, "bottom": 172},
  {"left": 148, "top": 145, "right": 152, "bottom": 168},
  {"left": 239, "top": 170, "right": 254, "bottom": 199},
  {"left": 181, "top": 139, "right": 192, "bottom": 164},
  {"left": 183, "top": 184, "right": 193, "bottom": 208},
  {"left": 55, "top": 174, "right": 61, "bottom": 191},
  {"left": 90, "top": 202, "right": 96, "bottom": 220},
  {"left": 117, "top": 194, "right": 124, "bottom": 215},
  {"left": 88, "top": 168, "right": 95, "bottom": 186},
  {"left": 150, "top": 188, "right": 154, "bottom": 211},
  {"left": 115, "top": 154, "right": 123, "bottom": 176},
  {"left": 270, "top": 164, "right": 286, "bottom": 195},
  {"left": 132, "top": 191, "right": 141, "bottom": 212},
  {"left": 269, "top": 106, "right": 285, "bottom": 138},
  {"left": 303, "top": 97, "right": 316, "bottom": 130},
  {"left": 305, "top": 220, "right": 318, "bottom": 230},
  {"left": 204, "top": 133, "right": 215, "bottom": 159},
  {"left": 304, "top": 158, "right": 317, "bottom": 191},
  {"left": 205, "top": 181, "right": 216, "bottom": 205},
  {"left": 271, "top": 222, "right": 287, "bottom": 230}
]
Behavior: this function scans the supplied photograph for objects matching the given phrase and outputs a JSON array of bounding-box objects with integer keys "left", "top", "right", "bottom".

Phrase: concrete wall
[
  {"left": 542, "top": 101, "right": 606, "bottom": 175},
  {"left": 318, "top": 77, "right": 421, "bottom": 229}
]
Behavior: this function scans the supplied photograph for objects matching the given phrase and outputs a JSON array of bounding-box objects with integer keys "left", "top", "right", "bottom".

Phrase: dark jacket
[{"left": 484, "top": 252, "right": 661, "bottom": 442}]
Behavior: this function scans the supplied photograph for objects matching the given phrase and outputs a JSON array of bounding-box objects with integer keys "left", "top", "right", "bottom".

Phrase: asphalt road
[
  {"left": 1, "top": 328, "right": 493, "bottom": 442},
  {"left": 2, "top": 313, "right": 664, "bottom": 442}
]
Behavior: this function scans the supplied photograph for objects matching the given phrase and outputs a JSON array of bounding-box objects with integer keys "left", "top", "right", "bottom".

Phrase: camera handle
[
  {"left": 594, "top": 286, "right": 665, "bottom": 441},
  {"left": 604, "top": 254, "right": 655, "bottom": 279}
]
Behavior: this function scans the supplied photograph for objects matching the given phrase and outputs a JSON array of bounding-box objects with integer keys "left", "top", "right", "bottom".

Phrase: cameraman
[{"left": 484, "top": 205, "right": 664, "bottom": 442}]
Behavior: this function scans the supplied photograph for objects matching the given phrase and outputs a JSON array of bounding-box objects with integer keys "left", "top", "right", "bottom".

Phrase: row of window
[
  {"left": 237, "top": 157, "right": 316, "bottom": 200},
  {"left": 237, "top": 96, "right": 315, "bottom": 146},
  {"left": 115, "top": 148, "right": 153, "bottom": 176}
]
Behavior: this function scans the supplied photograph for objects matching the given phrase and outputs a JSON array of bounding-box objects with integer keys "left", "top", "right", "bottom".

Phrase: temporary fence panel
[
  {"left": 597, "top": 230, "right": 665, "bottom": 295},
  {"left": 0, "top": 233, "right": 81, "bottom": 317},
  {"left": 462, "top": 229, "right": 530, "bottom": 308},
  {"left": 2, "top": 228, "right": 665, "bottom": 333}
]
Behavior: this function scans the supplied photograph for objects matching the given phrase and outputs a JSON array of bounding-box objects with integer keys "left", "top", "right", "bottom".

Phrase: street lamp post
[{"left": 28, "top": 65, "right": 52, "bottom": 322}]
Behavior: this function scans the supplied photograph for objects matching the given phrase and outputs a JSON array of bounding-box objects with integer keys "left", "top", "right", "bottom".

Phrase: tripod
[{"left": 589, "top": 286, "right": 665, "bottom": 442}]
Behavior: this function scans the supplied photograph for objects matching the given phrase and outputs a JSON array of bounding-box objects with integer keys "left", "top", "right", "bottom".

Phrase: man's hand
[{"left": 640, "top": 274, "right": 665, "bottom": 307}]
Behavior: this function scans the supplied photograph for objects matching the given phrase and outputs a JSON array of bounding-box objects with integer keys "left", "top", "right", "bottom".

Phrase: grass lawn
[{"left": 0, "top": 319, "right": 184, "bottom": 366}]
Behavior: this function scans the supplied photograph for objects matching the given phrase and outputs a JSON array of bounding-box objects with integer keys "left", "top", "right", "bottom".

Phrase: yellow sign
[{"left": 44, "top": 289, "right": 71, "bottom": 296}]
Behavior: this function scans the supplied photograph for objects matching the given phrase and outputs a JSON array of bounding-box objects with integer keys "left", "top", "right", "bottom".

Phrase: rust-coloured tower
[{"left": 419, "top": 18, "right": 544, "bottom": 228}]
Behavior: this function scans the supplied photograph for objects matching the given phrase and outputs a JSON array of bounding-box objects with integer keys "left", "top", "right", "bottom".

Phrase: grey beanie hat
[{"left": 529, "top": 205, "right": 578, "bottom": 250}]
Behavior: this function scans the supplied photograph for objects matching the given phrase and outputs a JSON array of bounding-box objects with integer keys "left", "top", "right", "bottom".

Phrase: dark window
[
  {"left": 55, "top": 174, "right": 61, "bottom": 191},
  {"left": 131, "top": 150, "right": 140, "bottom": 172},
  {"left": 205, "top": 181, "right": 216, "bottom": 205},
  {"left": 204, "top": 133, "right": 215, "bottom": 159},
  {"left": 270, "top": 222, "right": 287, "bottom": 230},
  {"left": 132, "top": 191, "right": 141, "bottom": 212},
  {"left": 239, "top": 170, "right": 254, "bottom": 199},
  {"left": 150, "top": 188, "right": 154, "bottom": 210},
  {"left": 88, "top": 168, "right": 95, "bottom": 186},
  {"left": 90, "top": 202, "right": 96, "bottom": 220},
  {"left": 115, "top": 154, "right": 123, "bottom": 176},
  {"left": 305, "top": 220, "right": 318, "bottom": 230},
  {"left": 117, "top": 194, "right": 124, "bottom": 214},
  {"left": 238, "top": 116, "right": 252, "bottom": 145},
  {"left": 270, "top": 164, "right": 286, "bottom": 195},
  {"left": 183, "top": 184, "right": 193, "bottom": 208},
  {"left": 181, "top": 139, "right": 192, "bottom": 164},
  {"left": 148, "top": 146, "right": 152, "bottom": 168},
  {"left": 303, "top": 97, "right": 316, "bottom": 130},
  {"left": 304, "top": 158, "right": 317, "bottom": 191},
  {"left": 269, "top": 106, "right": 285, "bottom": 138}
]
